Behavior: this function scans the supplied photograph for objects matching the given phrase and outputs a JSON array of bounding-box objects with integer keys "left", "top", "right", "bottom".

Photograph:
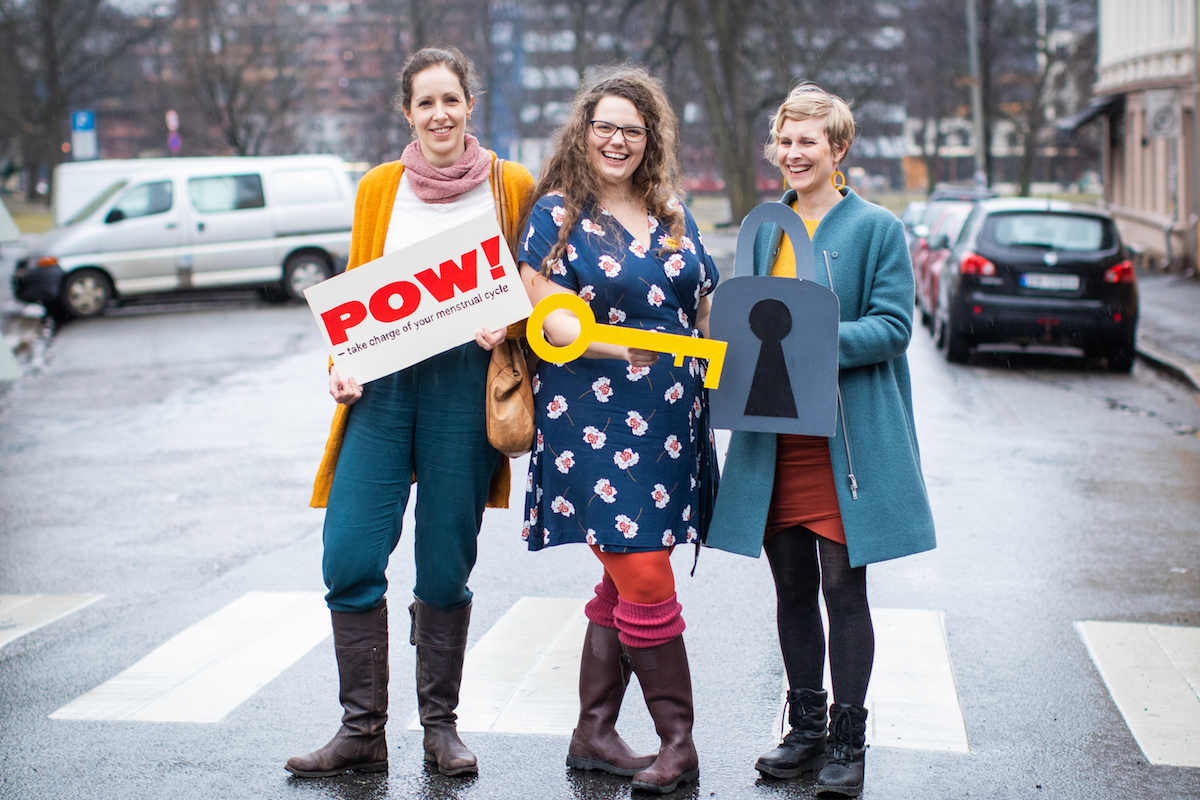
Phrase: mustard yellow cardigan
[{"left": 310, "top": 155, "right": 536, "bottom": 509}]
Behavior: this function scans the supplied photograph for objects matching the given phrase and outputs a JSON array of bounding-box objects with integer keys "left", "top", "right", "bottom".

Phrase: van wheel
[
  {"left": 283, "top": 253, "right": 332, "bottom": 302},
  {"left": 58, "top": 269, "right": 113, "bottom": 319}
]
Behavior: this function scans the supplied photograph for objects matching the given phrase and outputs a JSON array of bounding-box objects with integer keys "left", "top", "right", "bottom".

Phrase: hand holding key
[{"left": 526, "top": 293, "right": 728, "bottom": 389}]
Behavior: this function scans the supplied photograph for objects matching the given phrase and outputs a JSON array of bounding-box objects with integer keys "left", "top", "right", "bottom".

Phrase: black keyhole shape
[{"left": 744, "top": 299, "right": 798, "bottom": 418}]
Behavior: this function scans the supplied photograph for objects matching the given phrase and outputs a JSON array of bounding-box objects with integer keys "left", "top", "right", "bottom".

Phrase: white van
[{"left": 12, "top": 156, "right": 354, "bottom": 318}]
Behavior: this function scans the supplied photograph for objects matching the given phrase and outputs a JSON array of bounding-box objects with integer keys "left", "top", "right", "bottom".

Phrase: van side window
[
  {"left": 114, "top": 181, "right": 173, "bottom": 220},
  {"left": 188, "top": 174, "right": 266, "bottom": 213}
]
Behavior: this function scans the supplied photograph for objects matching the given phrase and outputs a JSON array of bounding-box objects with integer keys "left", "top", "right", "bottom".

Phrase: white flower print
[
  {"left": 688, "top": 357, "right": 698, "bottom": 377},
  {"left": 609, "top": 307, "right": 627, "bottom": 324},
  {"left": 682, "top": 504, "right": 693, "bottom": 522},
  {"left": 629, "top": 239, "right": 647, "bottom": 258},
  {"left": 662, "top": 530, "right": 676, "bottom": 547},
  {"left": 537, "top": 485, "right": 543, "bottom": 502},
  {"left": 678, "top": 308, "right": 689, "bottom": 328},
  {"left": 664, "top": 435, "right": 683, "bottom": 459},
  {"left": 692, "top": 397, "right": 702, "bottom": 418},
  {"left": 614, "top": 448, "right": 640, "bottom": 470},
  {"left": 524, "top": 224, "right": 536, "bottom": 249},
  {"left": 536, "top": 431, "right": 544, "bottom": 453},
  {"left": 647, "top": 215, "right": 660, "bottom": 234},
  {"left": 626, "top": 365, "right": 651, "bottom": 381},
  {"left": 599, "top": 205, "right": 613, "bottom": 216},
  {"left": 594, "top": 478, "right": 617, "bottom": 503},
  {"left": 555, "top": 450, "right": 576, "bottom": 474},
  {"left": 664, "top": 382, "right": 685, "bottom": 404},
  {"left": 530, "top": 506, "right": 539, "bottom": 525},
  {"left": 657, "top": 233, "right": 678, "bottom": 250},
  {"left": 566, "top": 244, "right": 579, "bottom": 261},
  {"left": 552, "top": 495, "right": 576, "bottom": 517},
  {"left": 544, "top": 530, "right": 551, "bottom": 545},
  {"left": 686, "top": 526, "right": 698, "bottom": 543},
  {"left": 667, "top": 196, "right": 682, "bottom": 211},
  {"left": 591, "top": 377, "right": 614, "bottom": 403},
  {"left": 547, "top": 190, "right": 565, "bottom": 197},
  {"left": 546, "top": 395, "right": 568, "bottom": 419},
  {"left": 526, "top": 472, "right": 534, "bottom": 492},
  {"left": 578, "top": 284, "right": 596, "bottom": 302},
  {"left": 550, "top": 258, "right": 567, "bottom": 275},
  {"left": 551, "top": 206, "right": 566, "bottom": 227},
  {"left": 652, "top": 484, "right": 671, "bottom": 509},
  {"left": 533, "top": 373, "right": 542, "bottom": 395},
  {"left": 626, "top": 411, "right": 649, "bottom": 436},
  {"left": 615, "top": 515, "right": 639, "bottom": 539},
  {"left": 681, "top": 235, "right": 696, "bottom": 254},
  {"left": 690, "top": 474, "right": 697, "bottom": 490},
  {"left": 586, "top": 529, "right": 598, "bottom": 545},
  {"left": 694, "top": 284, "right": 702, "bottom": 304},
  {"left": 663, "top": 253, "right": 686, "bottom": 278},
  {"left": 582, "top": 218, "right": 605, "bottom": 235},
  {"left": 646, "top": 284, "right": 666, "bottom": 307},
  {"left": 521, "top": 522, "right": 531, "bottom": 540},
  {"left": 582, "top": 426, "right": 608, "bottom": 449},
  {"left": 599, "top": 255, "right": 621, "bottom": 278}
]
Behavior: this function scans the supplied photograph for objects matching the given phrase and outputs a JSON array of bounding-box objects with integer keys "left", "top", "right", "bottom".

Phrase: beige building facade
[{"left": 1085, "top": 0, "right": 1200, "bottom": 271}]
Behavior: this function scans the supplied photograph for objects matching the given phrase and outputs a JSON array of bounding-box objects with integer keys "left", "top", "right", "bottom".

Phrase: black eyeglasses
[{"left": 589, "top": 120, "right": 650, "bottom": 143}]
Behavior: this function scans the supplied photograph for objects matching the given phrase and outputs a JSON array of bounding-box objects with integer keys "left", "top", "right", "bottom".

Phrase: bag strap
[{"left": 490, "top": 157, "right": 516, "bottom": 258}]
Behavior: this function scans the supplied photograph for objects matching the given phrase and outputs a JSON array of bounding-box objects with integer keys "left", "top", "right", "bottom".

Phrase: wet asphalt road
[{"left": 2, "top": 249, "right": 1199, "bottom": 800}]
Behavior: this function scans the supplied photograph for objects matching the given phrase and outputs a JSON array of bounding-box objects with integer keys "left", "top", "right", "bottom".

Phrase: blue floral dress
[{"left": 519, "top": 192, "right": 720, "bottom": 552}]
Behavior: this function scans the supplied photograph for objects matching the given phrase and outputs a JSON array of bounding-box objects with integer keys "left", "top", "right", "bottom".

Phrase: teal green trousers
[{"left": 322, "top": 343, "right": 501, "bottom": 613}]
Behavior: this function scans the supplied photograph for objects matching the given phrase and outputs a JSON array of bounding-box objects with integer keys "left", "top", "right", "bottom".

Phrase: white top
[{"left": 383, "top": 173, "right": 496, "bottom": 255}]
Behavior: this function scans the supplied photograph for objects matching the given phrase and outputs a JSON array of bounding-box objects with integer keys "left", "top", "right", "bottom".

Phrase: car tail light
[
  {"left": 1104, "top": 260, "right": 1135, "bottom": 283},
  {"left": 36, "top": 256, "right": 59, "bottom": 268},
  {"left": 960, "top": 251, "right": 996, "bottom": 276}
]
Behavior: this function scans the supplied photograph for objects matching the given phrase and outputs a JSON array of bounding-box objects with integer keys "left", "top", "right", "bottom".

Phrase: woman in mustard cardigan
[{"left": 286, "top": 46, "right": 534, "bottom": 780}]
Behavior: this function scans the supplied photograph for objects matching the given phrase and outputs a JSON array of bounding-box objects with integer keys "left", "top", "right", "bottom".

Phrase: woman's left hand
[{"left": 475, "top": 326, "right": 507, "bottom": 351}]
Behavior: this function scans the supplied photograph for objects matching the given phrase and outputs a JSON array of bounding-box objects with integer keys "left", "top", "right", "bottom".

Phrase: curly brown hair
[{"left": 530, "top": 66, "right": 686, "bottom": 275}]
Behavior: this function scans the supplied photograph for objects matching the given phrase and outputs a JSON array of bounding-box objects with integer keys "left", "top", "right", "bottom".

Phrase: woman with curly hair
[{"left": 518, "top": 66, "right": 720, "bottom": 795}]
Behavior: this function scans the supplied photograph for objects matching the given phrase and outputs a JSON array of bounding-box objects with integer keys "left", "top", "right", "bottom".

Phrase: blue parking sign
[{"left": 72, "top": 110, "right": 95, "bottom": 132}]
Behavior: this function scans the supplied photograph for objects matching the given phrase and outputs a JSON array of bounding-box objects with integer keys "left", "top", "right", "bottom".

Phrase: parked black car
[{"left": 933, "top": 198, "right": 1138, "bottom": 371}]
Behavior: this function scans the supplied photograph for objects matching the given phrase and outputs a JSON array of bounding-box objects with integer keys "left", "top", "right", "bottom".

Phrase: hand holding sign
[{"left": 526, "top": 293, "right": 728, "bottom": 389}]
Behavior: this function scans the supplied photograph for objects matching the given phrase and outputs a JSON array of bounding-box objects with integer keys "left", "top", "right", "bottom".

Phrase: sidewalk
[{"left": 1134, "top": 271, "right": 1200, "bottom": 390}]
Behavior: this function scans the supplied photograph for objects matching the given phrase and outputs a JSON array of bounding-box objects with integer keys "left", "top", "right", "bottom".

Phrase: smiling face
[
  {"left": 775, "top": 116, "right": 848, "bottom": 200},
  {"left": 403, "top": 64, "right": 474, "bottom": 168},
  {"left": 587, "top": 95, "right": 647, "bottom": 193}
]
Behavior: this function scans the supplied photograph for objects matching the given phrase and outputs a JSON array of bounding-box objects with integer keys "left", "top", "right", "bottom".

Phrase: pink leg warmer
[
  {"left": 583, "top": 574, "right": 620, "bottom": 628},
  {"left": 614, "top": 594, "right": 686, "bottom": 648}
]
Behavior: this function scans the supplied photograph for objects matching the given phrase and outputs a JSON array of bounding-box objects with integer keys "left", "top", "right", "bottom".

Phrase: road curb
[{"left": 1136, "top": 339, "right": 1200, "bottom": 392}]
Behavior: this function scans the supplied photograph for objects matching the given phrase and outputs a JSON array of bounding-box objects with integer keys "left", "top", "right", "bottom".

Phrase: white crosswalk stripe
[
  {"left": 1077, "top": 620, "right": 1200, "bottom": 767},
  {"left": 50, "top": 591, "right": 328, "bottom": 723},
  {"left": 410, "top": 597, "right": 589, "bottom": 734},
  {"left": 0, "top": 594, "right": 103, "bottom": 648}
]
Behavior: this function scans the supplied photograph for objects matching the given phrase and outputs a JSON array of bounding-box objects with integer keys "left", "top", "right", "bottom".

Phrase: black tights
[{"left": 763, "top": 526, "right": 874, "bottom": 706}]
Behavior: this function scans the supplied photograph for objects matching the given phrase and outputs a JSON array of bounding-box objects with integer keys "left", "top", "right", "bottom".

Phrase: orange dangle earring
[{"left": 831, "top": 170, "right": 846, "bottom": 191}]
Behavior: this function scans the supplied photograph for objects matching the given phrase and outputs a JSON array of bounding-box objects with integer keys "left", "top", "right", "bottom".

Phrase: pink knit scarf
[{"left": 400, "top": 134, "right": 492, "bottom": 204}]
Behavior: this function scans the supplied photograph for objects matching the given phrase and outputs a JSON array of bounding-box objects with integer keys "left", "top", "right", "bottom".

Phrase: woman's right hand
[
  {"left": 625, "top": 348, "right": 659, "bottom": 367},
  {"left": 329, "top": 365, "right": 363, "bottom": 406}
]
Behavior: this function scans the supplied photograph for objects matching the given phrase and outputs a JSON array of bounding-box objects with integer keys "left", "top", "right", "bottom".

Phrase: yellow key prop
[{"left": 526, "top": 293, "right": 728, "bottom": 389}]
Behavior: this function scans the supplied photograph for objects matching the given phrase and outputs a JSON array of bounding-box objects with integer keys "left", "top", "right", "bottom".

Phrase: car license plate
[{"left": 1021, "top": 272, "right": 1080, "bottom": 291}]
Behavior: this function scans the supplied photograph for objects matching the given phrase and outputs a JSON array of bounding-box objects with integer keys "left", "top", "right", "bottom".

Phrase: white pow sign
[{"left": 304, "top": 211, "right": 531, "bottom": 384}]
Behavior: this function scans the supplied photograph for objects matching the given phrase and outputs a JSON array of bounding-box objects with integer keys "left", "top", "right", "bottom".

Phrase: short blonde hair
[{"left": 764, "top": 83, "right": 856, "bottom": 166}]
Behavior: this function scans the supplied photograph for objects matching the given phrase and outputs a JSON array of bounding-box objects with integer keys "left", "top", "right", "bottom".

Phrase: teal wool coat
[{"left": 706, "top": 188, "right": 936, "bottom": 568}]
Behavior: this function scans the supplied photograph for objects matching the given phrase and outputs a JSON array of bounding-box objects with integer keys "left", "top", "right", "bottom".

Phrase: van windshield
[{"left": 66, "top": 181, "right": 129, "bottom": 226}]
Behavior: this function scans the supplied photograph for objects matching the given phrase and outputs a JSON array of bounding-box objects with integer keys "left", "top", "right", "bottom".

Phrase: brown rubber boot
[
  {"left": 624, "top": 635, "right": 700, "bottom": 794},
  {"left": 566, "top": 621, "right": 658, "bottom": 776},
  {"left": 285, "top": 602, "right": 389, "bottom": 777},
  {"left": 411, "top": 599, "right": 477, "bottom": 776}
]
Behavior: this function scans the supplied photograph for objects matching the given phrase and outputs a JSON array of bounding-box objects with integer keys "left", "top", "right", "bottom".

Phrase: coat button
[{"left": 831, "top": 251, "right": 839, "bottom": 258}]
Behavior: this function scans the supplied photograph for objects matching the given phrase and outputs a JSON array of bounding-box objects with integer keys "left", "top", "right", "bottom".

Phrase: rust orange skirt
[{"left": 765, "top": 434, "right": 846, "bottom": 544}]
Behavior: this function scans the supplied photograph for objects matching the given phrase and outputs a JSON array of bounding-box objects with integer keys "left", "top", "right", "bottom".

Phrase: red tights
[{"left": 590, "top": 545, "right": 676, "bottom": 604}]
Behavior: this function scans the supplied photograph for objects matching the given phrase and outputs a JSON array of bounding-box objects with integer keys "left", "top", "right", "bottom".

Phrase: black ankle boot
[
  {"left": 755, "top": 687, "right": 827, "bottom": 778},
  {"left": 816, "top": 703, "right": 867, "bottom": 797}
]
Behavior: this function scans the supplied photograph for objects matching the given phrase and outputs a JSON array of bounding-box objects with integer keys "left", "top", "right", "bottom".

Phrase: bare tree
[
  {"left": 0, "top": 0, "right": 166, "bottom": 202},
  {"left": 171, "top": 0, "right": 309, "bottom": 156}
]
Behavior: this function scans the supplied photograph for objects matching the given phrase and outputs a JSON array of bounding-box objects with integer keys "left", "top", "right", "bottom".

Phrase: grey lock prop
[{"left": 708, "top": 203, "right": 839, "bottom": 435}]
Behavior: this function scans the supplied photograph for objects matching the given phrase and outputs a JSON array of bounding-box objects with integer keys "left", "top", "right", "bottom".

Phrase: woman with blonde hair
[
  {"left": 708, "top": 84, "right": 935, "bottom": 797},
  {"left": 519, "top": 66, "right": 720, "bottom": 794},
  {"left": 287, "top": 46, "right": 535, "bottom": 779}
]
